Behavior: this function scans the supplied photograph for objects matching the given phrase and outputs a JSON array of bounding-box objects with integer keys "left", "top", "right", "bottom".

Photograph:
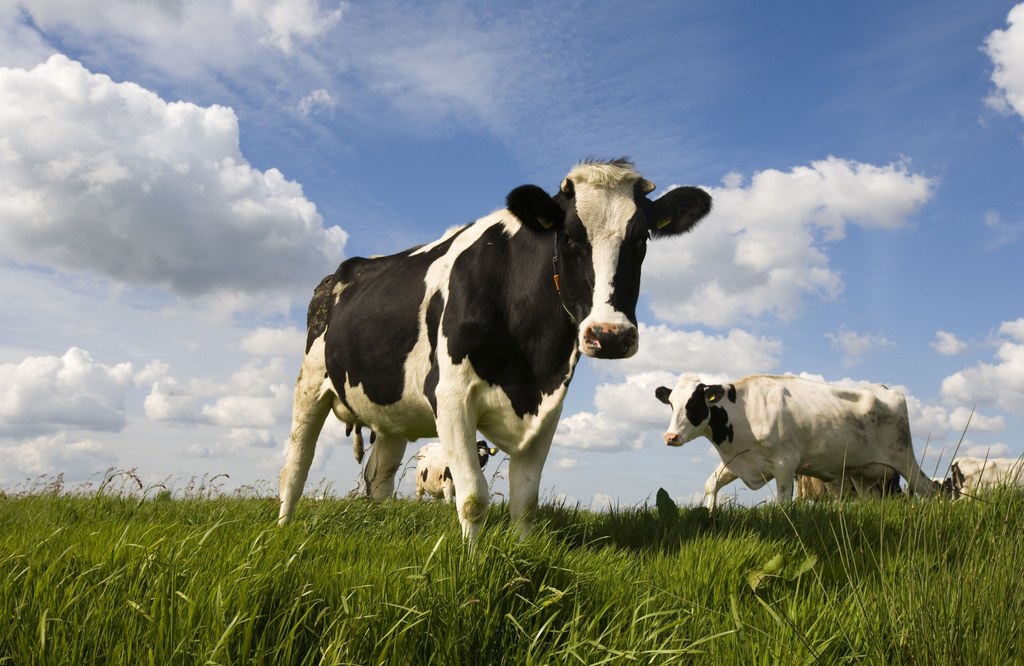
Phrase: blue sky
[{"left": 2, "top": 1, "right": 1023, "bottom": 508}]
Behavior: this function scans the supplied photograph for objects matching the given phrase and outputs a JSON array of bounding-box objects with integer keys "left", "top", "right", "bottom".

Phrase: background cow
[
  {"left": 416, "top": 440, "right": 499, "bottom": 502},
  {"left": 278, "top": 159, "right": 712, "bottom": 541},
  {"left": 655, "top": 374, "right": 934, "bottom": 510},
  {"left": 946, "top": 456, "right": 1024, "bottom": 498},
  {"left": 795, "top": 468, "right": 902, "bottom": 501}
]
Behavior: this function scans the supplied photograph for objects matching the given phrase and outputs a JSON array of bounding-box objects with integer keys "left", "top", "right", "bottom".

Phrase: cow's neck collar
[{"left": 551, "top": 234, "right": 577, "bottom": 325}]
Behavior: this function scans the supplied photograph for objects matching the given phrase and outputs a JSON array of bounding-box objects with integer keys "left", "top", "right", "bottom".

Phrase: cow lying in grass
[{"left": 415, "top": 440, "right": 499, "bottom": 502}]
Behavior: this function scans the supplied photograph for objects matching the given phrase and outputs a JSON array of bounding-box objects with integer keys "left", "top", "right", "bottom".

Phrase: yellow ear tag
[
  {"left": 656, "top": 217, "right": 672, "bottom": 229},
  {"left": 538, "top": 216, "right": 554, "bottom": 229},
  {"left": 708, "top": 393, "right": 718, "bottom": 403}
]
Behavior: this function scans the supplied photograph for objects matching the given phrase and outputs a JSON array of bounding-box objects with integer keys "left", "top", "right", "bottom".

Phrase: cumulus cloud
[
  {"left": 240, "top": 327, "right": 306, "bottom": 356},
  {"left": 144, "top": 358, "right": 292, "bottom": 429},
  {"left": 1, "top": 1, "right": 344, "bottom": 73},
  {"left": 826, "top": 327, "right": 895, "bottom": 367},
  {"left": 0, "top": 432, "right": 117, "bottom": 485},
  {"left": 932, "top": 330, "right": 968, "bottom": 356},
  {"left": 984, "top": 4, "right": 1024, "bottom": 120},
  {"left": 644, "top": 157, "right": 934, "bottom": 327},
  {"left": 0, "top": 55, "right": 346, "bottom": 298},
  {"left": 0, "top": 348, "right": 135, "bottom": 437},
  {"left": 941, "top": 318, "right": 1024, "bottom": 413},
  {"left": 615, "top": 325, "right": 782, "bottom": 378}
]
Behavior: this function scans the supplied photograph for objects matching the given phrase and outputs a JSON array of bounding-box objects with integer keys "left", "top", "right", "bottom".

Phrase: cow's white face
[
  {"left": 507, "top": 159, "right": 712, "bottom": 360},
  {"left": 656, "top": 375, "right": 737, "bottom": 447}
]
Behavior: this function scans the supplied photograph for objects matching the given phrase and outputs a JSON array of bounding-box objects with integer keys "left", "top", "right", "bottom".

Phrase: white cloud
[
  {"left": 240, "top": 327, "right": 306, "bottom": 356},
  {"left": 0, "top": 348, "right": 135, "bottom": 437},
  {"left": 941, "top": 318, "right": 1024, "bottom": 413},
  {"left": 144, "top": 358, "right": 292, "bottom": 430},
  {"left": 645, "top": 157, "right": 934, "bottom": 327},
  {"left": 826, "top": 327, "right": 895, "bottom": 367},
  {"left": 932, "top": 331, "right": 968, "bottom": 356},
  {"left": 2, "top": 1, "right": 344, "bottom": 73},
  {"left": 984, "top": 4, "right": 1024, "bottom": 120},
  {"left": 615, "top": 325, "right": 782, "bottom": 378},
  {"left": 0, "top": 55, "right": 346, "bottom": 298},
  {"left": 0, "top": 432, "right": 117, "bottom": 485},
  {"left": 552, "top": 457, "right": 580, "bottom": 470},
  {"left": 297, "top": 88, "right": 337, "bottom": 117}
]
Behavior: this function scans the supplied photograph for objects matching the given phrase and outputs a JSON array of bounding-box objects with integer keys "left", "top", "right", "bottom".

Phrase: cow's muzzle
[
  {"left": 581, "top": 323, "right": 638, "bottom": 358},
  {"left": 663, "top": 432, "right": 682, "bottom": 447}
]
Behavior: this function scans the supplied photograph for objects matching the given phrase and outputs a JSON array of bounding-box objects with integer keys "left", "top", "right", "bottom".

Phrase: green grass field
[{"left": 1, "top": 479, "right": 1023, "bottom": 665}]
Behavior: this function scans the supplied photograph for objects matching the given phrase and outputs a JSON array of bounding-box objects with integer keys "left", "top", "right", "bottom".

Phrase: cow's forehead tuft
[{"left": 565, "top": 160, "right": 642, "bottom": 189}]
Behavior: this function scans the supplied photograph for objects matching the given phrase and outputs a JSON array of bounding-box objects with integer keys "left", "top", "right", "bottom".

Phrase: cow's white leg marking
[
  {"left": 508, "top": 418, "right": 558, "bottom": 540},
  {"left": 703, "top": 463, "right": 738, "bottom": 511},
  {"left": 363, "top": 433, "right": 408, "bottom": 501},
  {"left": 442, "top": 477, "right": 455, "bottom": 503},
  {"left": 278, "top": 339, "right": 332, "bottom": 526}
]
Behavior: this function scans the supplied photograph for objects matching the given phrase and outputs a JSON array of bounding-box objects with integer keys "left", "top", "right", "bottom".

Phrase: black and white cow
[
  {"left": 278, "top": 159, "right": 712, "bottom": 540},
  {"left": 655, "top": 374, "right": 935, "bottom": 509},
  {"left": 415, "top": 440, "right": 499, "bottom": 502}
]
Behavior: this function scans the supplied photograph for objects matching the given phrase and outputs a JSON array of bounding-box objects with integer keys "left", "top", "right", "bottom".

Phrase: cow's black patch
[
  {"left": 727, "top": 384, "right": 737, "bottom": 403},
  {"left": 305, "top": 272, "right": 341, "bottom": 353},
  {"left": 684, "top": 384, "right": 709, "bottom": 426},
  {"left": 424, "top": 291, "right": 444, "bottom": 415},
  {"left": 708, "top": 406, "right": 734, "bottom": 445},
  {"left": 420, "top": 468, "right": 428, "bottom": 482},
  {"left": 704, "top": 384, "right": 726, "bottom": 404},
  {"left": 444, "top": 223, "right": 578, "bottom": 418},
  {"left": 443, "top": 466, "right": 452, "bottom": 482},
  {"left": 322, "top": 230, "right": 465, "bottom": 408}
]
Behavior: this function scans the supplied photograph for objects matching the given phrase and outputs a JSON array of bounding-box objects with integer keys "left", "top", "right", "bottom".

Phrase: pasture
[{"left": 1, "top": 477, "right": 1023, "bottom": 665}]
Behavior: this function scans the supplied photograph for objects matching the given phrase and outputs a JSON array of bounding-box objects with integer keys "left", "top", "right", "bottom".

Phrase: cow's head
[
  {"left": 507, "top": 159, "right": 711, "bottom": 359},
  {"left": 477, "top": 439, "right": 499, "bottom": 469},
  {"left": 656, "top": 375, "right": 737, "bottom": 447}
]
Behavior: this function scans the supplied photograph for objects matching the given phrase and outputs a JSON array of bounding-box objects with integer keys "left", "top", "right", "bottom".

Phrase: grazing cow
[
  {"left": 946, "top": 457, "right": 1024, "bottom": 498},
  {"left": 416, "top": 440, "right": 499, "bottom": 502},
  {"left": 795, "top": 468, "right": 902, "bottom": 501},
  {"left": 278, "top": 159, "right": 712, "bottom": 541},
  {"left": 655, "top": 374, "right": 934, "bottom": 510}
]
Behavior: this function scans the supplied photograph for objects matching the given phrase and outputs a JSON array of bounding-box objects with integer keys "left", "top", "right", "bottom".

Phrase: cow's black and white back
[{"left": 278, "top": 159, "right": 711, "bottom": 541}]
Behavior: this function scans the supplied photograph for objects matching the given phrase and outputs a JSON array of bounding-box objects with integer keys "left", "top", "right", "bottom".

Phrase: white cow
[
  {"left": 655, "top": 374, "right": 934, "bottom": 510},
  {"left": 416, "top": 440, "right": 498, "bottom": 502},
  {"left": 947, "top": 456, "right": 1024, "bottom": 498}
]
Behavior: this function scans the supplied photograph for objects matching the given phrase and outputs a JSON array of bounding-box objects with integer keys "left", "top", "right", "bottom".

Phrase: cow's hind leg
[
  {"left": 278, "top": 350, "right": 333, "bottom": 526},
  {"left": 363, "top": 433, "right": 407, "bottom": 501}
]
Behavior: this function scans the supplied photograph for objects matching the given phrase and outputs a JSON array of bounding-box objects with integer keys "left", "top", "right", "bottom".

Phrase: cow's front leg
[
  {"left": 703, "top": 462, "right": 738, "bottom": 511},
  {"left": 278, "top": 346, "right": 333, "bottom": 526},
  {"left": 435, "top": 405, "right": 488, "bottom": 543},
  {"left": 774, "top": 471, "right": 796, "bottom": 503},
  {"left": 363, "top": 433, "right": 407, "bottom": 501}
]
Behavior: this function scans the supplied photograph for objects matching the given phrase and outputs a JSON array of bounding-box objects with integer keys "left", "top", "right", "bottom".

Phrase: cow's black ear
[
  {"left": 655, "top": 386, "right": 673, "bottom": 405},
  {"left": 507, "top": 184, "right": 565, "bottom": 232},
  {"left": 704, "top": 384, "right": 726, "bottom": 404},
  {"left": 646, "top": 186, "right": 712, "bottom": 238}
]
